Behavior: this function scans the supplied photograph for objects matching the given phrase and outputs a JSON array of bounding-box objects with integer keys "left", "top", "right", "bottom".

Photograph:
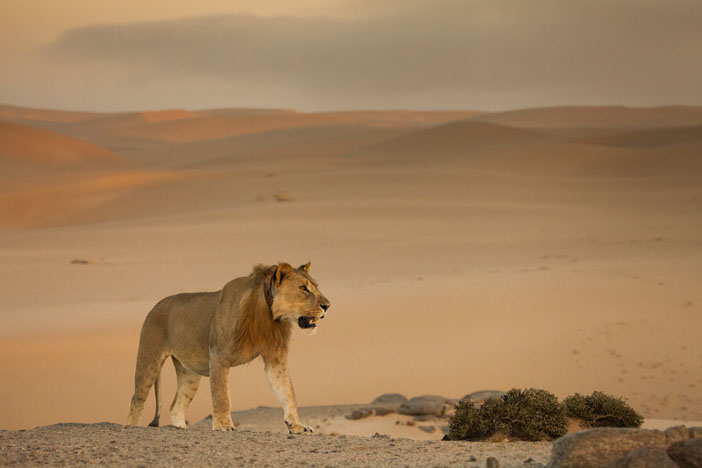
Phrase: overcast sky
[{"left": 1, "top": 0, "right": 701, "bottom": 112}]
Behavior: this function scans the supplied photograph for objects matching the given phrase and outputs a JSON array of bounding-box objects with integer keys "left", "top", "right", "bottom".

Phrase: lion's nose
[{"left": 321, "top": 304, "right": 329, "bottom": 312}]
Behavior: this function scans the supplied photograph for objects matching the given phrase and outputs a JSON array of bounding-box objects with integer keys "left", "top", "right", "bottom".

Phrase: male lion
[{"left": 126, "top": 262, "right": 330, "bottom": 432}]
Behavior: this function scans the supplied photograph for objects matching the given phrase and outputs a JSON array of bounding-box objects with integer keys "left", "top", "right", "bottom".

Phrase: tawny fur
[{"left": 127, "top": 262, "right": 330, "bottom": 432}]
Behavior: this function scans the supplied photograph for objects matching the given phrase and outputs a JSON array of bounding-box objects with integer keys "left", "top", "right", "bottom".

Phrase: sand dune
[
  {"left": 0, "top": 170, "right": 183, "bottom": 228},
  {"left": 0, "top": 103, "right": 104, "bottom": 123},
  {"left": 475, "top": 105, "right": 702, "bottom": 129},
  {"left": 0, "top": 121, "right": 124, "bottom": 168},
  {"left": 139, "top": 109, "right": 200, "bottom": 123},
  {"left": 578, "top": 126, "right": 702, "bottom": 148},
  {"left": 316, "top": 110, "right": 484, "bottom": 126},
  {"left": 349, "top": 120, "right": 554, "bottom": 162}
]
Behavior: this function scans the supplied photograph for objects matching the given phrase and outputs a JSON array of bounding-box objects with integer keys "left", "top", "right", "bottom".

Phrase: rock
[
  {"left": 371, "top": 393, "right": 408, "bottom": 406},
  {"left": 346, "top": 409, "right": 373, "bottom": 420},
  {"left": 374, "top": 407, "right": 395, "bottom": 416},
  {"left": 418, "top": 425, "right": 436, "bottom": 433},
  {"left": 440, "top": 425, "right": 450, "bottom": 435},
  {"left": 547, "top": 428, "right": 667, "bottom": 468},
  {"left": 604, "top": 447, "right": 679, "bottom": 468},
  {"left": 665, "top": 425, "right": 690, "bottom": 445},
  {"left": 398, "top": 395, "right": 456, "bottom": 416},
  {"left": 413, "top": 415, "right": 434, "bottom": 422},
  {"left": 461, "top": 390, "right": 507, "bottom": 404},
  {"left": 486, "top": 456, "right": 501, "bottom": 468},
  {"left": 667, "top": 439, "right": 702, "bottom": 468}
]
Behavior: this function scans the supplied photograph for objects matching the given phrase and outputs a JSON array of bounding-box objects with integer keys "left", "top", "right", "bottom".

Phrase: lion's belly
[{"left": 161, "top": 291, "right": 220, "bottom": 376}]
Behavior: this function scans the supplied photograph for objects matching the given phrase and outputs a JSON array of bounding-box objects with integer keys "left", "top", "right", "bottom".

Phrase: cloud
[{"left": 35, "top": 0, "right": 702, "bottom": 110}]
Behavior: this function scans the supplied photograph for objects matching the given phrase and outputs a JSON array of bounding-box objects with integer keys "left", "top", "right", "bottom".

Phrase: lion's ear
[
  {"left": 275, "top": 262, "right": 294, "bottom": 285},
  {"left": 299, "top": 262, "right": 311, "bottom": 273}
]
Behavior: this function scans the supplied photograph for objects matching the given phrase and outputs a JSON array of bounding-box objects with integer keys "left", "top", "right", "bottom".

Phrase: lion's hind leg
[
  {"left": 127, "top": 342, "right": 167, "bottom": 426},
  {"left": 169, "top": 357, "right": 201, "bottom": 428}
]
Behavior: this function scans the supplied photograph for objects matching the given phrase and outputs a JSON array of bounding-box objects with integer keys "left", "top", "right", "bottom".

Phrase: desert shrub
[
  {"left": 564, "top": 391, "right": 643, "bottom": 428},
  {"left": 499, "top": 388, "right": 568, "bottom": 441},
  {"left": 447, "top": 388, "right": 568, "bottom": 441},
  {"left": 447, "top": 399, "right": 492, "bottom": 441}
]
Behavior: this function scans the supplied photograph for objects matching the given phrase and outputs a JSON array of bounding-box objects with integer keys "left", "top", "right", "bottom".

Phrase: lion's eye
[{"left": 300, "top": 285, "right": 310, "bottom": 293}]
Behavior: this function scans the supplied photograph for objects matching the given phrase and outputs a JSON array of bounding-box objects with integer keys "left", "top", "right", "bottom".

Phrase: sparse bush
[
  {"left": 447, "top": 388, "right": 568, "bottom": 441},
  {"left": 564, "top": 391, "right": 643, "bottom": 428}
]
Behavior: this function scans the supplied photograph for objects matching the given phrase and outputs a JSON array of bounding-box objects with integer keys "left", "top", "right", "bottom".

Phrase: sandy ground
[
  {"left": 0, "top": 423, "right": 553, "bottom": 468},
  {"left": 0, "top": 104, "right": 701, "bottom": 436}
]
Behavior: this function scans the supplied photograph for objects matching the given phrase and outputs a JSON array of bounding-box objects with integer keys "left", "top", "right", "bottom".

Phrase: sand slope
[{"left": 0, "top": 121, "right": 124, "bottom": 167}]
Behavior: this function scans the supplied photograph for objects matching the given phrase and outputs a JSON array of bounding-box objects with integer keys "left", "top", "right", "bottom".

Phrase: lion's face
[{"left": 271, "top": 262, "right": 330, "bottom": 335}]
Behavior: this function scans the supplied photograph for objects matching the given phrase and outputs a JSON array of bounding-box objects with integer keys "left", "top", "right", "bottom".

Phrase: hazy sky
[{"left": 1, "top": 0, "right": 701, "bottom": 112}]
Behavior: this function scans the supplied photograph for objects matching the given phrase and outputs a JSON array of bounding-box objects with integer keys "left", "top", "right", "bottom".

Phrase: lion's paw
[
  {"left": 286, "top": 421, "right": 315, "bottom": 434},
  {"left": 212, "top": 418, "right": 237, "bottom": 432}
]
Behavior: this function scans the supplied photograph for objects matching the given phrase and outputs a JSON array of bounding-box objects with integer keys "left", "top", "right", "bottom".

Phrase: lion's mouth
[{"left": 298, "top": 316, "right": 319, "bottom": 329}]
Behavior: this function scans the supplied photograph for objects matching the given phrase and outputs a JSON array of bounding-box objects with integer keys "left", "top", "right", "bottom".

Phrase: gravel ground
[{"left": 0, "top": 423, "right": 552, "bottom": 467}]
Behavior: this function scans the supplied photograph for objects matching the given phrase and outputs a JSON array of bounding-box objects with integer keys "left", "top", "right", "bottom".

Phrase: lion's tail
[{"left": 147, "top": 368, "right": 162, "bottom": 427}]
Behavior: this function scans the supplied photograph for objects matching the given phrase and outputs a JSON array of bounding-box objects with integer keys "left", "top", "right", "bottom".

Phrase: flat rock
[
  {"left": 667, "top": 439, "right": 702, "bottom": 468},
  {"left": 398, "top": 395, "right": 457, "bottom": 416},
  {"left": 547, "top": 428, "right": 667, "bottom": 468},
  {"left": 418, "top": 425, "right": 436, "bottom": 433},
  {"left": 604, "top": 447, "right": 678, "bottom": 468},
  {"left": 371, "top": 393, "right": 408, "bottom": 406}
]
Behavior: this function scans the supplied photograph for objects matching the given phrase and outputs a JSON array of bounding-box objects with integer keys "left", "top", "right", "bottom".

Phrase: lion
[{"left": 126, "top": 262, "right": 330, "bottom": 432}]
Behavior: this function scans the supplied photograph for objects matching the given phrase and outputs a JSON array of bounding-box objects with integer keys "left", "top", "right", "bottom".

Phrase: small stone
[
  {"left": 418, "top": 425, "right": 436, "bottom": 433},
  {"left": 486, "top": 456, "right": 500, "bottom": 468},
  {"left": 468, "top": 455, "right": 477, "bottom": 462},
  {"left": 413, "top": 415, "right": 434, "bottom": 422},
  {"left": 346, "top": 409, "right": 373, "bottom": 420},
  {"left": 667, "top": 439, "right": 702, "bottom": 468},
  {"left": 524, "top": 458, "right": 535, "bottom": 464}
]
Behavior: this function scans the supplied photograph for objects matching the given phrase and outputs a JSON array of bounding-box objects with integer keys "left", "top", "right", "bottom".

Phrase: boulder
[
  {"left": 374, "top": 407, "right": 395, "bottom": 416},
  {"left": 547, "top": 428, "right": 666, "bottom": 468},
  {"left": 665, "top": 425, "right": 691, "bottom": 445},
  {"left": 667, "top": 439, "right": 702, "bottom": 468},
  {"left": 461, "top": 390, "right": 507, "bottom": 404},
  {"left": 371, "top": 393, "right": 408, "bottom": 406},
  {"left": 398, "top": 395, "right": 457, "bottom": 416},
  {"left": 604, "top": 447, "right": 678, "bottom": 468}
]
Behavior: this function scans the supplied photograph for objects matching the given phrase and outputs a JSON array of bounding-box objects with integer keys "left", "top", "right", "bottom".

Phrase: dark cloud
[{"left": 43, "top": 0, "right": 702, "bottom": 110}]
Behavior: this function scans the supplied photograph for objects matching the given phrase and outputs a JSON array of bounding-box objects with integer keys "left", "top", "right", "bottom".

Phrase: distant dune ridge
[{"left": 0, "top": 103, "right": 700, "bottom": 435}]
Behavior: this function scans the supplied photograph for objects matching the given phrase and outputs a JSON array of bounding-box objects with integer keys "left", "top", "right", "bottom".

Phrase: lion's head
[{"left": 269, "top": 262, "right": 330, "bottom": 335}]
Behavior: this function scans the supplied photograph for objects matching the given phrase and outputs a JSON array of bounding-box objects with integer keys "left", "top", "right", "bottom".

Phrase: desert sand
[{"left": 0, "top": 104, "right": 700, "bottom": 445}]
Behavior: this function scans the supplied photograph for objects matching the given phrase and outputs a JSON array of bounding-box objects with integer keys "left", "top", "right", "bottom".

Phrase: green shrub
[
  {"left": 447, "top": 388, "right": 568, "bottom": 441},
  {"left": 564, "top": 391, "right": 643, "bottom": 428}
]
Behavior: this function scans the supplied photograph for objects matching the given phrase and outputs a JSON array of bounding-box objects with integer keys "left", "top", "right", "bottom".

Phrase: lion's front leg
[
  {"left": 209, "top": 359, "right": 235, "bottom": 431},
  {"left": 264, "top": 355, "right": 314, "bottom": 434}
]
